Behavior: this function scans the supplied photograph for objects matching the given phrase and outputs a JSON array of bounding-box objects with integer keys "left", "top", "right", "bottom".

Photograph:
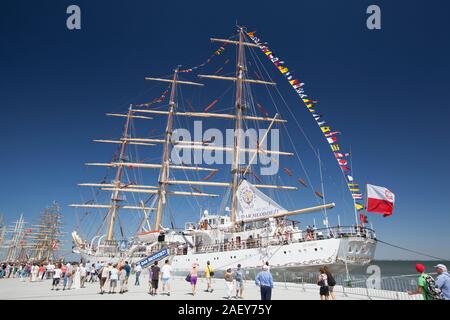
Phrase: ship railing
[
  {"left": 187, "top": 226, "right": 376, "bottom": 255},
  {"left": 281, "top": 271, "right": 432, "bottom": 300}
]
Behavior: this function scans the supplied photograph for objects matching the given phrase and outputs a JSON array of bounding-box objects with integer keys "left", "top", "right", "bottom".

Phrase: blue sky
[{"left": 1, "top": 0, "right": 449, "bottom": 260}]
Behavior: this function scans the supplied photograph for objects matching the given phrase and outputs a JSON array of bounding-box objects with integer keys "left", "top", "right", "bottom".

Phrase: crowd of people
[
  {"left": 5, "top": 258, "right": 447, "bottom": 300},
  {"left": 0, "top": 259, "right": 344, "bottom": 300}
]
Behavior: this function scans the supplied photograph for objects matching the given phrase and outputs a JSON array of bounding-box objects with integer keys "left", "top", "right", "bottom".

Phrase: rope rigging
[{"left": 376, "top": 239, "right": 447, "bottom": 261}]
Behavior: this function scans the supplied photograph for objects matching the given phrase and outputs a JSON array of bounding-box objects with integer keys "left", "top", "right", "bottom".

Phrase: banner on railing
[{"left": 136, "top": 248, "right": 169, "bottom": 268}]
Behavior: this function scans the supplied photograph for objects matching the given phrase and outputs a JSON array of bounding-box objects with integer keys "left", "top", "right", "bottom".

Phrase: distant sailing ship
[
  {"left": 0, "top": 202, "right": 64, "bottom": 262},
  {"left": 70, "top": 27, "right": 377, "bottom": 274}
]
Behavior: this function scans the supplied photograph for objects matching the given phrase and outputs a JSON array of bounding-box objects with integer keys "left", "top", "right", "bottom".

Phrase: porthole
[{"left": 314, "top": 248, "right": 318, "bottom": 251}]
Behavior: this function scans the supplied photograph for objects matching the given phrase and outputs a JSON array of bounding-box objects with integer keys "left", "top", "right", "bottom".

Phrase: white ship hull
[{"left": 75, "top": 236, "right": 376, "bottom": 276}]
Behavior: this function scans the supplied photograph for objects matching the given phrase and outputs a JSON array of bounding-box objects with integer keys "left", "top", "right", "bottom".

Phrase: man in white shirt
[
  {"left": 135, "top": 264, "right": 142, "bottom": 286},
  {"left": 160, "top": 259, "right": 173, "bottom": 296},
  {"left": 52, "top": 264, "right": 62, "bottom": 290},
  {"left": 46, "top": 263, "right": 55, "bottom": 280},
  {"left": 109, "top": 264, "right": 119, "bottom": 294}
]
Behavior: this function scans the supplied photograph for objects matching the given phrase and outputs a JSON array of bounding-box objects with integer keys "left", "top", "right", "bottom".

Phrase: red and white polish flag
[{"left": 366, "top": 184, "right": 395, "bottom": 216}]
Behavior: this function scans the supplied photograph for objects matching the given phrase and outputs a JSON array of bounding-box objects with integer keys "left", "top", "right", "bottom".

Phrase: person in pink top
[{"left": 38, "top": 264, "right": 45, "bottom": 281}]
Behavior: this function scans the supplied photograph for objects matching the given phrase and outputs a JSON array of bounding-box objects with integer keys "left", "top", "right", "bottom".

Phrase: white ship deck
[{"left": 0, "top": 275, "right": 421, "bottom": 300}]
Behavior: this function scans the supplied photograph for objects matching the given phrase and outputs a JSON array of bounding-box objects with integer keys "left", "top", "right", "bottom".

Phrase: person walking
[
  {"left": 46, "top": 262, "right": 54, "bottom": 280},
  {"left": 323, "top": 266, "right": 336, "bottom": 300},
  {"left": 123, "top": 261, "right": 131, "bottom": 293},
  {"left": 31, "top": 263, "right": 38, "bottom": 282},
  {"left": 434, "top": 264, "right": 450, "bottom": 300},
  {"left": 255, "top": 265, "right": 273, "bottom": 300},
  {"left": 318, "top": 267, "right": 330, "bottom": 300},
  {"left": 204, "top": 261, "right": 214, "bottom": 293},
  {"left": 190, "top": 263, "right": 199, "bottom": 296},
  {"left": 72, "top": 264, "right": 81, "bottom": 289},
  {"left": 66, "top": 263, "right": 74, "bottom": 290},
  {"left": 161, "top": 259, "right": 172, "bottom": 296},
  {"left": 62, "top": 263, "right": 70, "bottom": 290},
  {"left": 38, "top": 264, "right": 45, "bottom": 281},
  {"left": 79, "top": 263, "right": 87, "bottom": 288},
  {"left": 108, "top": 264, "right": 119, "bottom": 294},
  {"left": 99, "top": 263, "right": 109, "bottom": 294},
  {"left": 94, "top": 261, "right": 102, "bottom": 282},
  {"left": 135, "top": 263, "right": 142, "bottom": 286},
  {"left": 85, "top": 263, "right": 91, "bottom": 283},
  {"left": 148, "top": 264, "right": 154, "bottom": 294},
  {"left": 90, "top": 263, "right": 97, "bottom": 282},
  {"left": 224, "top": 268, "right": 234, "bottom": 300},
  {"left": 19, "top": 264, "right": 26, "bottom": 281},
  {"left": 234, "top": 264, "right": 245, "bottom": 299},
  {"left": 119, "top": 265, "right": 127, "bottom": 294},
  {"left": 51, "top": 263, "right": 62, "bottom": 290},
  {"left": 150, "top": 261, "right": 161, "bottom": 296},
  {"left": 0, "top": 263, "right": 5, "bottom": 278}
]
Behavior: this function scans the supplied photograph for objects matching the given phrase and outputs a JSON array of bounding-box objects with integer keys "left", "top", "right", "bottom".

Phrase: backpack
[
  {"left": 422, "top": 274, "right": 444, "bottom": 300},
  {"left": 327, "top": 273, "right": 336, "bottom": 286}
]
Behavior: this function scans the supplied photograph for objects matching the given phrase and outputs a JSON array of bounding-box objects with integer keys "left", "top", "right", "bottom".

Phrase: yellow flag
[
  {"left": 331, "top": 144, "right": 340, "bottom": 151},
  {"left": 355, "top": 203, "right": 364, "bottom": 211},
  {"left": 321, "top": 126, "right": 331, "bottom": 133},
  {"left": 278, "top": 66, "right": 289, "bottom": 74}
]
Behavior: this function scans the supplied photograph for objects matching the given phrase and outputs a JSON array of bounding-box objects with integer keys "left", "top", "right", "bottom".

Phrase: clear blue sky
[{"left": 1, "top": 0, "right": 449, "bottom": 260}]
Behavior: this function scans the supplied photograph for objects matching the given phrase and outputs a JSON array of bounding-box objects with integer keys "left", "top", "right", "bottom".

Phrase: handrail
[
  {"left": 283, "top": 270, "right": 427, "bottom": 300},
  {"left": 179, "top": 225, "right": 376, "bottom": 255}
]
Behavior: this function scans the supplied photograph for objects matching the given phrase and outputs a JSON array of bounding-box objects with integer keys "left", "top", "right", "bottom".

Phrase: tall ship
[
  {"left": 70, "top": 27, "right": 377, "bottom": 275},
  {"left": 0, "top": 203, "right": 64, "bottom": 263}
]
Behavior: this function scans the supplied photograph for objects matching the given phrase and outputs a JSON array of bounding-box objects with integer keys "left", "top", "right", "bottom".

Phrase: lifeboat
[{"left": 136, "top": 229, "right": 161, "bottom": 242}]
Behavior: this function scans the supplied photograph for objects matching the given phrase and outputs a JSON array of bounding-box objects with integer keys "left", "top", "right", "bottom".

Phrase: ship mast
[
  {"left": 196, "top": 28, "right": 337, "bottom": 226},
  {"left": 106, "top": 105, "right": 132, "bottom": 241},
  {"left": 71, "top": 27, "right": 336, "bottom": 241},
  {"left": 230, "top": 28, "right": 245, "bottom": 224},
  {"left": 197, "top": 27, "right": 278, "bottom": 225},
  {"left": 28, "top": 202, "right": 64, "bottom": 262},
  {"left": 143, "top": 68, "right": 207, "bottom": 230},
  {"left": 155, "top": 67, "right": 179, "bottom": 230}
]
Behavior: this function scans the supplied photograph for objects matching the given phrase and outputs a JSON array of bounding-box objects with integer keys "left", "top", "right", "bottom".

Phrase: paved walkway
[{"left": 0, "top": 275, "right": 370, "bottom": 300}]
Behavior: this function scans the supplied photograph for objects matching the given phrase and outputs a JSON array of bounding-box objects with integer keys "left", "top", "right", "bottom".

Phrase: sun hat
[{"left": 433, "top": 264, "right": 447, "bottom": 272}]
